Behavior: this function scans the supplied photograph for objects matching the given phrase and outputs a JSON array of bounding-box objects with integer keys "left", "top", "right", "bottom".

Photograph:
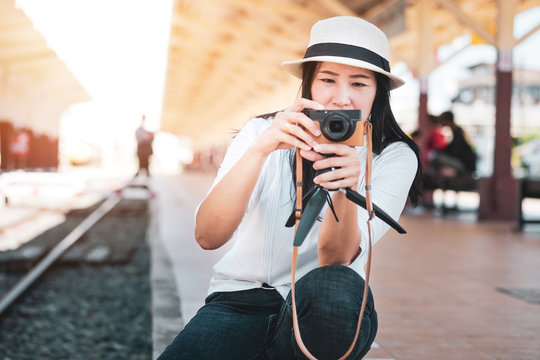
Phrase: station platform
[{"left": 149, "top": 170, "right": 540, "bottom": 360}]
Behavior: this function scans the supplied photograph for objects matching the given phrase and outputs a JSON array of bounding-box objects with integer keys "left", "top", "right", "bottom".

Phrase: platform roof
[
  {"left": 0, "top": 0, "right": 90, "bottom": 137},
  {"left": 160, "top": 0, "right": 540, "bottom": 148},
  {"left": 1, "top": 0, "right": 538, "bottom": 144}
]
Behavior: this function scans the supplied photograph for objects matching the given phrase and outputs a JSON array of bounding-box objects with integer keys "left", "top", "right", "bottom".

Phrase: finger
[
  {"left": 286, "top": 98, "right": 324, "bottom": 113},
  {"left": 313, "top": 154, "right": 360, "bottom": 172},
  {"left": 280, "top": 112, "right": 322, "bottom": 140},
  {"left": 317, "top": 178, "right": 354, "bottom": 190},
  {"left": 314, "top": 169, "right": 359, "bottom": 190},
  {"left": 299, "top": 149, "right": 326, "bottom": 162},
  {"left": 315, "top": 166, "right": 358, "bottom": 182},
  {"left": 281, "top": 131, "right": 312, "bottom": 151},
  {"left": 283, "top": 122, "right": 292, "bottom": 134},
  {"left": 281, "top": 119, "right": 319, "bottom": 148}
]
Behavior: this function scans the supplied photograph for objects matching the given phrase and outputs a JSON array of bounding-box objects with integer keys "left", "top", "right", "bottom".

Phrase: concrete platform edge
[{"left": 149, "top": 194, "right": 184, "bottom": 360}]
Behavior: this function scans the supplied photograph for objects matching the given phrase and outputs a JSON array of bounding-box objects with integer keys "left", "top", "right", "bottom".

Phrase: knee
[
  {"left": 288, "top": 266, "right": 378, "bottom": 359},
  {"left": 293, "top": 265, "right": 374, "bottom": 319},
  {"left": 296, "top": 265, "right": 365, "bottom": 297}
]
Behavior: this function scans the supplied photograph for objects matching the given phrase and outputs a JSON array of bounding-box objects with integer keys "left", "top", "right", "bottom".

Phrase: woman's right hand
[
  {"left": 196, "top": 99, "right": 324, "bottom": 249},
  {"left": 252, "top": 98, "right": 324, "bottom": 156}
]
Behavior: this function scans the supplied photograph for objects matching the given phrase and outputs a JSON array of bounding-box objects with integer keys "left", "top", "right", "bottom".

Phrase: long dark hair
[
  {"left": 257, "top": 62, "right": 422, "bottom": 206},
  {"left": 292, "top": 62, "right": 422, "bottom": 206}
]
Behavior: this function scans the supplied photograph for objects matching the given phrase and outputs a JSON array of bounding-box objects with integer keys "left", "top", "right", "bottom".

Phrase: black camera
[{"left": 302, "top": 109, "right": 364, "bottom": 146}]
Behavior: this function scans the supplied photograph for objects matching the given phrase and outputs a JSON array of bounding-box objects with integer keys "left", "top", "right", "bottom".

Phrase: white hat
[{"left": 281, "top": 16, "right": 404, "bottom": 90}]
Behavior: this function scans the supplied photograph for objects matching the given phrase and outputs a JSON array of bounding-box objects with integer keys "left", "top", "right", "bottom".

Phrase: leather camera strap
[{"left": 291, "top": 122, "right": 374, "bottom": 360}]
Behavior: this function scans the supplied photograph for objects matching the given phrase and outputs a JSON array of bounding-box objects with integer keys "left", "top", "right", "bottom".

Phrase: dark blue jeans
[{"left": 158, "top": 265, "right": 377, "bottom": 360}]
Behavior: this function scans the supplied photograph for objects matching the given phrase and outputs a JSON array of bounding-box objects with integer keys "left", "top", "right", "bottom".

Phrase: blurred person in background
[
  {"left": 421, "top": 114, "right": 448, "bottom": 207},
  {"left": 9, "top": 127, "right": 30, "bottom": 170},
  {"left": 424, "top": 114, "right": 447, "bottom": 167},
  {"left": 135, "top": 115, "right": 154, "bottom": 177},
  {"left": 432, "top": 110, "right": 477, "bottom": 177}
]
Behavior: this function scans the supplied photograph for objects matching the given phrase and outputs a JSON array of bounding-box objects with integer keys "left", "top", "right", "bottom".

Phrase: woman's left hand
[{"left": 300, "top": 143, "right": 361, "bottom": 191}]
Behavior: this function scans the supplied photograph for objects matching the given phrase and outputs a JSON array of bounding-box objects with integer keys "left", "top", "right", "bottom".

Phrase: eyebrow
[{"left": 319, "top": 70, "right": 371, "bottom": 79}]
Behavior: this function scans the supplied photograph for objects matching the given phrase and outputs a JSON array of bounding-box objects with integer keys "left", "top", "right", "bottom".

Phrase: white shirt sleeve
[{"left": 195, "top": 117, "right": 271, "bottom": 218}]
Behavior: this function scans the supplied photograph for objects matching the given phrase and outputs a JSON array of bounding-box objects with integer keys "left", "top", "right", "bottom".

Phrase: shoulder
[
  {"left": 374, "top": 141, "right": 418, "bottom": 172},
  {"left": 244, "top": 116, "right": 273, "bottom": 131},
  {"left": 380, "top": 141, "right": 416, "bottom": 160},
  {"left": 235, "top": 117, "right": 273, "bottom": 140},
  {"left": 223, "top": 117, "right": 273, "bottom": 156}
]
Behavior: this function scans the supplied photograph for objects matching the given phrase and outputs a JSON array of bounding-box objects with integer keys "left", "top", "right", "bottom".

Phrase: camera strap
[{"left": 291, "top": 121, "right": 374, "bottom": 360}]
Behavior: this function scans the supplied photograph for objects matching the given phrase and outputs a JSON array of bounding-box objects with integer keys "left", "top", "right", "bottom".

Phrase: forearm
[
  {"left": 317, "top": 190, "right": 361, "bottom": 266},
  {"left": 195, "top": 99, "right": 322, "bottom": 249},
  {"left": 195, "top": 146, "right": 268, "bottom": 249}
]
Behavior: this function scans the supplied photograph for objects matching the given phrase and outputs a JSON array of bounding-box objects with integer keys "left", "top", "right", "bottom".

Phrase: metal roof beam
[
  {"left": 514, "top": 15, "right": 539, "bottom": 46},
  {"left": 363, "top": 0, "right": 402, "bottom": 21},
  {"left": 433, "top": 0, "right": 496, "bottom": 46},
  {"left": 434, "top": 43, "right": 471, "bottom": 69}
]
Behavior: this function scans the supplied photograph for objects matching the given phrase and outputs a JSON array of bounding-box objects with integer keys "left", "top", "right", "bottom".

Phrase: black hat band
[{"left": 303, "top": 42, "right": 390, "bottom": 72}]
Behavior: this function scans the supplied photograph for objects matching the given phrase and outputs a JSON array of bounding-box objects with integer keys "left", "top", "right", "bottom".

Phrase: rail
[{"left": 0, "top": 191, "right": 122, "bottom": 316}]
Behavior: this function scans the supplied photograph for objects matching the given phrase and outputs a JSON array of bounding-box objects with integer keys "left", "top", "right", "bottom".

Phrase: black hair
[
  {"left": 439, "top": 110, "right": 455, "bottom": 123},
  {"left": 255, "top": 61, "right": 423, "bottom": 206},
  {"left": 289, "top": 62, "right": 423, "bottom": 206}
]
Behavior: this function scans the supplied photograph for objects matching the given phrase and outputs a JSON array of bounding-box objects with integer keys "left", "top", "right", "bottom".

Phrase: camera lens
[
  {"left": 322, "top": 112, "right": 353, "bottom": 141},
  {"left": 329, "top": 120, "right": 345, "bottom": 133}
]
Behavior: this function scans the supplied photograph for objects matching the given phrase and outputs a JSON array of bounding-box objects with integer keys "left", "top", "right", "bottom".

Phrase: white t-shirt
[{"left": 198, "top": 117, "right": 418, "bottom": 298}]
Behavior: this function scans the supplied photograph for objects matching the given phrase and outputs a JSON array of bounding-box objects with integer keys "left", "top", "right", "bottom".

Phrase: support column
[
  {"left": 0, "top": 121, "right": 14, "bottom": 170},
  {"left": 478, "top": 0, "right": 518, "bottom": 220},
  {"left": 417, "top": 0, "right": 433, "bottom": 146},
  {"left": 418, "top": 77, "right": 429, "bottom": 137}
]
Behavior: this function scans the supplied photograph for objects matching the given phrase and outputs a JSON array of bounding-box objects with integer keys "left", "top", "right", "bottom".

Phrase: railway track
[
  {"left": 0, "top": 183, "right": 153, "bottom": 359},
  {"left": 0, "top": 192, "right": 121, "bottom": 315}
]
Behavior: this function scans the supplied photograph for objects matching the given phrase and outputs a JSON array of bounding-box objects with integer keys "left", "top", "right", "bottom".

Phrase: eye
[
  {"left": 352, "top": 82, "right": 366, "bottom": 88},
  {"left": 320, "top": 78, "right": 335, "bottom": 84}
]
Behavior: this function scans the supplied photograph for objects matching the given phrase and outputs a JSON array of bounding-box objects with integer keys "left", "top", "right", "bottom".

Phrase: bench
[
  {"left": 517, "top": 178, "right": 540, "bottom": 230},
  {"left": 438, "top": 175, "right": 478, "bottom": 214},
  {"left": 422, "top": 173, "right": 478, "bottom": 214}
]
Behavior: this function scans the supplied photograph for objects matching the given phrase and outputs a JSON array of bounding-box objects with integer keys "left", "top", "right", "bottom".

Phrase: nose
[{"left": 332, "top": 84, "right": 352, "bottom": 108}]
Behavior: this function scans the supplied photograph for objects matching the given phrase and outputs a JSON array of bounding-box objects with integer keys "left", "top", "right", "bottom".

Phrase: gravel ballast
[{"left": 0, "top": 198, "right": 152, "bottom": 360}]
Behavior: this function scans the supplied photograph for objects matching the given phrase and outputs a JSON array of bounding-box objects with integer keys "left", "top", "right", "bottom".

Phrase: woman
[{"left": 159, "top": 16, "right": 421, "bottom": 360}]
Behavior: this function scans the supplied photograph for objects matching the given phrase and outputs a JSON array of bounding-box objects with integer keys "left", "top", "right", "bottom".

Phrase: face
[{"left": 310, "top": 62, "right": 377, "bottom": 121}]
